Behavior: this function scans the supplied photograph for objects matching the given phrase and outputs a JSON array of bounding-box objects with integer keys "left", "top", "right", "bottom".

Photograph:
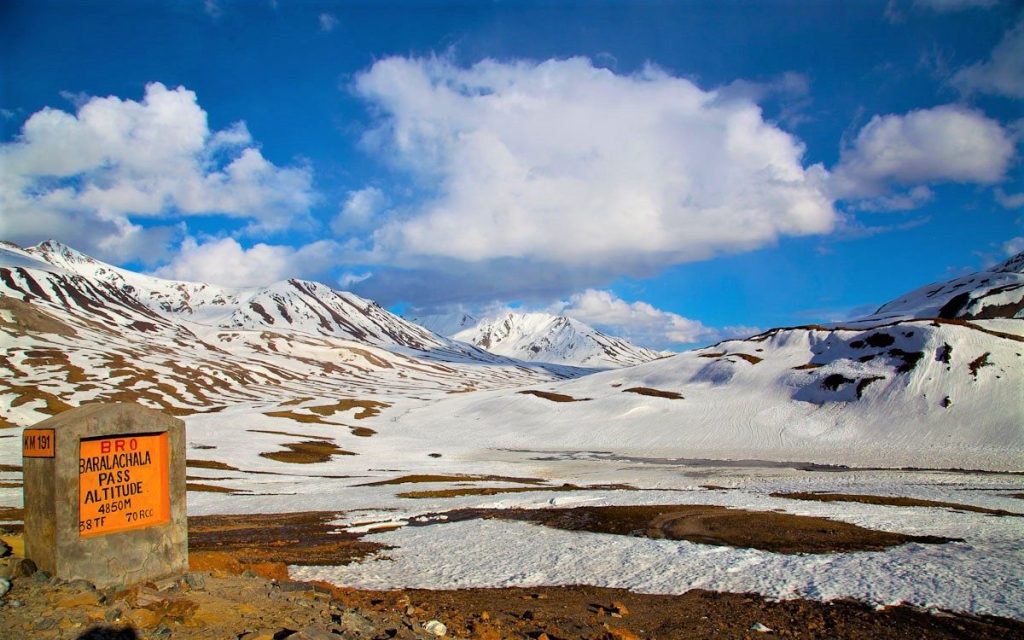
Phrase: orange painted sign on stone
[
  {"left": 78, "top": 433, "right": 170, "bottom": 538},
  {"left": 23, "top": 429, "right": 55, "bottom": 458}
]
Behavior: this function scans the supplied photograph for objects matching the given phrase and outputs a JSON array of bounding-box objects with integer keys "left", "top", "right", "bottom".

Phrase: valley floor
[{"left": 2, "top": 391, "right": 1023, "bottom": 638}]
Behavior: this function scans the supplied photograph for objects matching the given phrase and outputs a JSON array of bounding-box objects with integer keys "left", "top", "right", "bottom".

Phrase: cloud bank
[
  {"left": 355, "top": 56, "right": 836, "bottom": 271},
  {"left": 0, "top": 82, "right": 315, "bottom": 264}
]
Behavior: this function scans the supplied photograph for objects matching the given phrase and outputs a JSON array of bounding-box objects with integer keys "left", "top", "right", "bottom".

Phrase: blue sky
[{"left": 2, "top": 0, "right": 1022, "bottom": 349}]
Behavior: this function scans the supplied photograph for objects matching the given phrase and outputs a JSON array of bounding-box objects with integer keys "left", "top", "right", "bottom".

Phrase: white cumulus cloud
[
  {"left": 953, "top": 17, "right": 1024, "bottom": 99},
  {"left": 331, "top": 186, "right": 388, "bottom": 234},
  {"left": 557, "top": 289, "right": 718, "bottom": 347},
  {"left": 355, "top": 56, "right": 836, "bottom": 270},
  {"left": 0, "top": 82, "right": 315, "bottom": 263},
  {"left": 153, "top": 237, "right": 339, "bottom": 288},
  {"left": 830, "top": 105, "right": 1015, "bottom": 202}
]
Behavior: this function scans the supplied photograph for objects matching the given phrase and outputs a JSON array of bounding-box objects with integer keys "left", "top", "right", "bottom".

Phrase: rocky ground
[{"left": 2, "top": 513, "right": 1024, "bottom": 640}]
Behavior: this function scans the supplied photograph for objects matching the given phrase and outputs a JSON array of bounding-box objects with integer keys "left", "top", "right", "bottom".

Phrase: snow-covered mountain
[
  {"left": 452, "top": 311, "right": 667, "bottom": 368},
  {"left": 0, "top": 240, "right": 576, "bottom": 427},
  {"left": 16, "top": 240, "right": 470, "bottom": 354},
  {"left": 863, "top": 253, "right": 1024, "bottom": 324},
  {"left": 389, "top": 254, "right": 1024, "bottom": 471},
  {"left": 3, "top": 239, "right": 1021, "bottom": 470}
]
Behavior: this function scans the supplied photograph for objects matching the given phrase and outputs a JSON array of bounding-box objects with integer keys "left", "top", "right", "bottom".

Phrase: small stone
[
  {"left": 405, "top": 605, "right": 417, "bottom": 616},
  {"left": 105, "top": 607, "right": 123, "bottom": 622},
  {"left": 66, "top": 578, "right": 97, "bottom": 591},
  {"left": 610, "top": 601, "right": 629, "bottom": 616},
  {"left": 125, "top": 607, "right": 163, "bottom": 629},
  {"left": 0, "top": 557, "right": 37, "bottom": 580},
  {"left": 32, "top": 570, "right": 50, "bottom": 583},
  {"left": 479, "top": 611, "right": 491, "bottom": 621},
  {"left": 9, "top": 599, "right": 23, "bottom": 607},
  {"left": 149, "top": 576, "right": 182, "bottom": 592},
  {"left": 0, "top": 577, "right": 10, "bottom": 598},
  {"left": 57, "top": 591, "right": 103, "bottom": 608},
  {"left": 521, "top": 610, "right": 535, "bottom": 620},
  {"left": 184, "top": 572, "right": 206, "bottom": 590},
  {"left": 423, "top": 619, "right": 447, "bottom": 636},
  {"left": 292, "top": 627, "right": 339, "bottom": 640},
  {"left": 751, "top": 621, "right": 774, "bottom": 633},
  {"left": 604, "top": 626, "right": 640, "bottom": 640},
  {"left": 34, "top": 616, "right": 58, "bottom": 631},
  {"left": 0, "top": 538, "right": 10, "bottom": 558}
]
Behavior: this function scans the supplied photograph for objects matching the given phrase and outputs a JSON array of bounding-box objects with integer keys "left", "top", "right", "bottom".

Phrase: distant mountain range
[
  {"left": 2, "top": 239, "right": 1021, "bottom": 470},
  {"left": 414, "top": 310, "right": 667, "bottom": 368},
  {"left": 0, "top": 240, "right": 587, "bottom": 427}
]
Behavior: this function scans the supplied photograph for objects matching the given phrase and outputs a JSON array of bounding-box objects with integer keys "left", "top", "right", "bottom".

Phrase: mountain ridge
[{"left": 451, "top": 311, "right": 668, "bottom": 369}]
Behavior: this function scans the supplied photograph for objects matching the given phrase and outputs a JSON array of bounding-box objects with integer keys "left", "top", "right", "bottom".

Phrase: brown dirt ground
[
  {"left": 772, "top": 492, "right": 1023, "bottom": 516},
  {"left": 622, "top": 387, "right": 683, "bottom": 400},
  {"left": 1, "top": 506, "right": 1021, "bottom": 640},
  {"left": 188, "top": 511, "right": 389, "bottom": 569},
  {"left": 359, "top": 475, "right": 548, "bottom": 487},
  {"left": 420, "top": 504, "right": 959, "bottom": 554}
]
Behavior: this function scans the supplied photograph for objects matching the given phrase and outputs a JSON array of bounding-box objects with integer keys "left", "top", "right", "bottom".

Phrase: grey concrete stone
[{"left": 23, "top": 402, "right": 187, "bottom": 588}]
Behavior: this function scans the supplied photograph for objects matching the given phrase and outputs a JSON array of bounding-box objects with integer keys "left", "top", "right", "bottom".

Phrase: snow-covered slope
[
  {"left": 385, "top": 256, "right": 1024, "bottom": 471},
  {"left": 453, "top": 311, "right": 666, "bottom": 368},
  {"left": 17, "top": 240, "right": 471, "bottom": 354},
  {"left": 866, "top": 252, "right": 1024, "bottom": 323},
  {"left": 0, "top": 240, "right": 573, "bottom": 427}
]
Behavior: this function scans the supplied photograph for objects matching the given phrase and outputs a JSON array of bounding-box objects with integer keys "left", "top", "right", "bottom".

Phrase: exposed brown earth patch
[
  {"left": 248, "top": 428, "right": 334, "bottom": 441},
  {"left": 259, "top": 439, "right": 356, "bottom": 464},
  {"left": 622, "top": 386, "right": 684, "bottom": 400},
  {"left": 186, "top": 483, "right": 246, "bottom": 495},
  {"left": 729, "top": 353, "right": 763, "bottom": 364},
  {"left": 518, "top": 389, "right": 590, "bottom": 402},
  {"left": 0, "top": 295, "right": 78, "bottom": 336},
  {"left": 262, "top": 409, "right": 342, "bottom": 425},
  {"left": 792, "top": 362, "right": 824, "bottom": 370},
  {"left": 360, "top": 474, "right": 547, "bottom": 487},
  {"left": 4, "top": 562, "right": 1021, "bottom": 640},
  {"left": 429, "top": 504, "right": 959, "bottom": 554},
  {"left": 308, "top": 399, "right": 391, "bottom": 420},
  {"left": 772, "top": 492, "right": 1024, "bottom": 516},
  {"left": 188, "top": 511, "right": 388, "bottom": 568},
  {"left": 186, "top": 459, "right": 240, "bottom": 472},
  {"left": 342, "top": 584, "right": 1024, "bottom": 640},
  {"left": 0, "top": 505, "right": 25, "bottom": 532},
  {"left": 969, "top": 352, "right": 993, "bottom": 378},
  {"left": 398, "top": 484, "right": 633, "bottom": 500}
]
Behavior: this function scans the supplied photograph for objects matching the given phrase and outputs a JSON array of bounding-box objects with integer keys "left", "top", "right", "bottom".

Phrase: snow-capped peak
[{"left": 453, "top": 311, "right": 665, "bottom": 369}]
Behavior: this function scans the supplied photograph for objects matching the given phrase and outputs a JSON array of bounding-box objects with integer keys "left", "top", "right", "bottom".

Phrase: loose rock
[{"left": 423, "top": 619, "right": 447, "bottom": 636}]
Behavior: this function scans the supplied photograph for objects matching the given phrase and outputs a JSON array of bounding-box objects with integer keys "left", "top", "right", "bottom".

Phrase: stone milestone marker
[{"left": 23, "top": 402, "right": 187, "bottom": 588}]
